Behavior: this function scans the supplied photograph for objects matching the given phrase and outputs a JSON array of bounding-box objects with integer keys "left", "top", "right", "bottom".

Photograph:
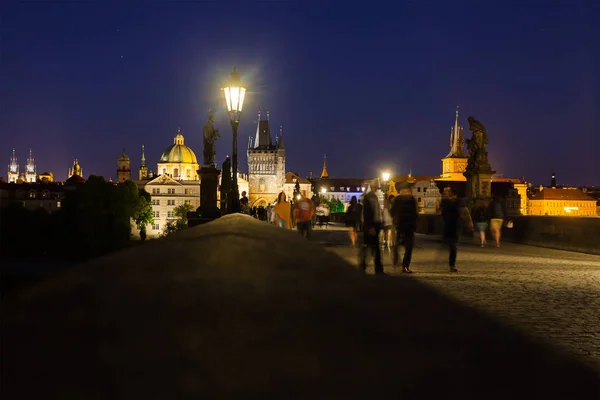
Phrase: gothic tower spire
[
  {"left": 8, "top": 148, "right": 19, "bottom": 183},
  {"left": 551, "top": 168, "right": 556, "bottom": 188},
  {"left": 320, "top": 154, "right": 329, "bottom": 179},
  {"left": 139, "top": 145, "right": 148, "bottom": 180},
  {"left": 25, "top": 148, "right": 36, "bottom": 182}
]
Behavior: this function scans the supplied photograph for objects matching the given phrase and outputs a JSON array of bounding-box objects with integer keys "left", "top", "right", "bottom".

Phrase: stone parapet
[{"left": 417, "top": 214, "right": 600, "bottom": 255}]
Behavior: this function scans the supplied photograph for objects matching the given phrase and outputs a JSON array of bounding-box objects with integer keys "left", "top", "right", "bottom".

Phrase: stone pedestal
[
  {"left": 464, "top": 164, "right": 495, "bottom": 209},
  {"left": 196, "top": 166, "right": 221, "bottom": 220}
]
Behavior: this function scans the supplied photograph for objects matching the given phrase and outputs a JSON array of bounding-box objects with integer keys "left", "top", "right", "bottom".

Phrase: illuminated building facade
[
  {"left": 528, "top": 187, "right": 597, "bottom": 216},
  {"left": 247, "top": 112, "right": 286, "bottom": 207}
]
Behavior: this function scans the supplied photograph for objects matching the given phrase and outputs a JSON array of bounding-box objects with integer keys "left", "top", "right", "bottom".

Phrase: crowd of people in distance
[{"left": 240, "top": 182, "right": 511, "bottom": 275}]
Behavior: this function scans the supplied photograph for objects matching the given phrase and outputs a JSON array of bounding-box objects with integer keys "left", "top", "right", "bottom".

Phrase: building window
[
  {"left": 42, "top": 190, "right": 50, "bottom": 198},
  {"left": 154, "top": 211, "right": 160, "bottom": 218},
  {"left": 29, "top": 190, "right": 36, "bottom": 198},
  {"left": 173, "top": 168, "right": 179, "bottom": 177},
  {"left": 184, "top": 200, "right": 191, "bottom": 205},
  {"left": 57, "top": 201, "right": 61, "bottom": 208},
  {"left": 152, "top": 199, "right": 160, "bottom": 205},
  {"left": 184, "top": 188, "right": 192, "bottom": 195},
  {"left": 417, "top": 187, "right": 421, "bottom": 192},
  {"left": 418, "top": 197, "right": 422, "bottom": 202},
  {"left": 152, "top": 188, "right": 160, "bottom": 194},
  {"left": 162, "top": 168, "right": 167, "bottom": 175},
  {"left": 168, "top": 200, "right": 175, "bottom": 206},
  {"left": 168, "top": 188, "right": 175, "bottom": 194},
  {"left": 167, "top": 211, "right": 173, "bottom": 218},
  {"left": 152, "top": 224, "right": 160, "bottom": 230},
  {"left": 186, "top": 169, "right": 191, "bottom": 177}
]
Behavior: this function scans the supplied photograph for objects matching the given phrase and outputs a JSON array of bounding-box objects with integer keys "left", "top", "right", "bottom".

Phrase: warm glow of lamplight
[
  {"left": 564, "top": 207, "right": 579, "bottom": 213},
  {"left": 297, "top": 194, "right": 301, "bottom": 200},
  {"left": 382, "top": 172, "right": 391, "bottom": 182},
  {"left": 223, "top": 68, "right": 246, "bottom": 113},
  {"left": 321, "top": 187, "right": 326, "bottom": 193}
]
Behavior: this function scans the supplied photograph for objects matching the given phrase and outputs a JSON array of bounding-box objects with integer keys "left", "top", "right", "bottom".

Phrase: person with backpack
[{"left": 488, "top": 195, "right": 506, "bottom": 247}]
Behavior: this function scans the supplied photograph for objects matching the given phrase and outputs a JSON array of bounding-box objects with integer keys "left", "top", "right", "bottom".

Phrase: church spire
[
  {"left": 8, "top": 148, "right": 19, "bottom": 183},
  {"left": 25, "top": 148, "right": 36, "bottom": 182},
  {"left": 320, "top": 154, "right": 329, "bottom": 178},
  {"left": 551, "top": 168, "right": 556, "bottom": 188},
  {"left": 447, "top": 106, "right": 465, "bottom": 157},
  {"left": 139, "top": 145, "right": 148, "bottom": 180}
]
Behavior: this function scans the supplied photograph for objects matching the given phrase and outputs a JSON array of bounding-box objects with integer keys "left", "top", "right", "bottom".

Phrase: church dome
[{"left": 159, "top": 129, "right": 198, "bottom": 164}]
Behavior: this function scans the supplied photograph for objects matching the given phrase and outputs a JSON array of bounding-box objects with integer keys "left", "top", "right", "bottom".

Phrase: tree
[
  {"left": 162, "top": 203, "right": 195, "bottom": 237},
  {"left": 319, "top": 196, "right": 344, "bottom": 213},
  {"left": 133, "top": 190, "right": 154, "bottom": 242}
]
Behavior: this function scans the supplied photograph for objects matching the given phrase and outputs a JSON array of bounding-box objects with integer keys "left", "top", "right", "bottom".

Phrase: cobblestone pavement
[{"left": 312, "top": 224, "right": 600, "bottom": 370}]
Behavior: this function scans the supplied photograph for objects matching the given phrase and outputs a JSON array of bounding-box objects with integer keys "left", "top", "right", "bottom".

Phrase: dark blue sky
[{"left": 2, "top": 0, "right": 599, "bottom": 185}]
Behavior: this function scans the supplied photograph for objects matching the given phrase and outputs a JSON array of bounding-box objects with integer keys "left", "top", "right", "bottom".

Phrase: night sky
[{"left": 2, "top": 1, "right": 599, "bottom": 185}]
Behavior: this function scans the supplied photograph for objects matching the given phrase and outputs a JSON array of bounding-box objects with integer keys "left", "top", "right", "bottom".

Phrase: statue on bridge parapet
[
  {"left": 466, "top": 116, "right": 490, "bottom": 173},
  {"left": 464, "top": 116, "right": 495, "bottom": 206}
]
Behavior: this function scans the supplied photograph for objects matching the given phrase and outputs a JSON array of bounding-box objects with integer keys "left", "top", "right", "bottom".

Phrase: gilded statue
[{"left": 203, "top": 112, "right": 220, "bottom": 166}]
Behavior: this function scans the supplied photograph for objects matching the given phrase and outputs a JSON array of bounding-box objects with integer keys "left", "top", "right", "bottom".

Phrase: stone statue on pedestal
[
  {"left": 203, "top": 112, "right": 220, "bottom": 167},
  {"left": 464, "top": 116, "right": 495, "bottom": 206},
  {"left": 466, "top": 116, "right": 489, "bottom": 172}
]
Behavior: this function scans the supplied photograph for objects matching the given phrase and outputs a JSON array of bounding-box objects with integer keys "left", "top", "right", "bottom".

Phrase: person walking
[
  {"left": 488, "top": 195, "right": 506, "bottom": 247},
  {"left": 439, "top": 187, "right": 474, "bottom": 272},
  {"left": 273, "top": 192, "right": 293, "bottom": 229},
  {"left": 359, "top": 186, "right": 384, "bottom": 275},
  {"left": 381, "top": 195, "right": 394, "bottom": 252},
  {"left": 345, "top": 196, "right": 361, "bottom": 247},
  {"left": 472, "top": 205, "right": 489, "bottom": 247},
  {"left": 293, "top": 194, "right": 315, "bottom": 239},
  {"left": 390, "top": 184, "right": 418, "bottom": 273}
]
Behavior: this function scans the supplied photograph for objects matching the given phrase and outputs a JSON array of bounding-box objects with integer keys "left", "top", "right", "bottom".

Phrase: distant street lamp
[
  {"left": 381, "top": 171, "right": 391, "bottom": 194},
  {"left": 223, "top": 67, "right": 247, "bottom": 213}
]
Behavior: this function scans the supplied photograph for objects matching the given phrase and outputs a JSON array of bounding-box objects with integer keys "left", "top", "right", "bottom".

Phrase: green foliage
[
  {"left": 133, "top": 194, "right": 154, "bottom": 242},
  {"left": 319, "top": 196, "right": 345, "bottom": 213},
  {"left": 162, "top": 203, "right": 195, "bottom": 237}
]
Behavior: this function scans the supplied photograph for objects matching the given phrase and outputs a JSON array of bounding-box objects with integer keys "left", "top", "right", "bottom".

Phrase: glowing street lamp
[
  {"left": 321, "top": 187, "right": 326, "bottom": 194},
  {"left": 381, "top": 171, "right": 391, "bottom": 183},
  {"left": 222, "top": 67, "right": 246, "bottom": 213}
]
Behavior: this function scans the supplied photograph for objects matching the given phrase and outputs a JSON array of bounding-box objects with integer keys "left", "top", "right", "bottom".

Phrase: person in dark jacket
[
  {"left": 439, "top": 186, "right": 474, "bottom": 272},
  {"left": 359, "top": 187, "right": 384, "bottom": 275},
  {"left": 345, "top": 196, "right": 361, "bottom": 247},
  {"left": 390, "top": 183, "right": 418, "bottom": 273}
]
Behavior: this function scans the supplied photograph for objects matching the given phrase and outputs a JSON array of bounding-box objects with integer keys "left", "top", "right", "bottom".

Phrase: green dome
[{"left": 159, "top": 129, "right": 198, "bottom": 164}]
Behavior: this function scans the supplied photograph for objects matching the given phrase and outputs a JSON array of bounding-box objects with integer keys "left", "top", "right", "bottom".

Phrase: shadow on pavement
[{"left": 3, "top": 215, "right": 599, "bottom": 398}]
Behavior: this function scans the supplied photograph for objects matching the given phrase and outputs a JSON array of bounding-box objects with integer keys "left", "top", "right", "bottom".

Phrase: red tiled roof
[
  {"left": 530, "top": 188, "right": 595, "bottom": 201},
  {"left": 285, "top": 172, "right": 310, "bottom": 184},
  {"left": 392, "top": 175, "right": 438, "bottom": 183}
]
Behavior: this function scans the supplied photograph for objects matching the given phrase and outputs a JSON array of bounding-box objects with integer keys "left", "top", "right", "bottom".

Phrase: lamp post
[
  {"left": 223, "top": 67, "right": 247, "bottom": 213},
  {"left": 381, "top": 171, "right": 391, "bottom": 195}
]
